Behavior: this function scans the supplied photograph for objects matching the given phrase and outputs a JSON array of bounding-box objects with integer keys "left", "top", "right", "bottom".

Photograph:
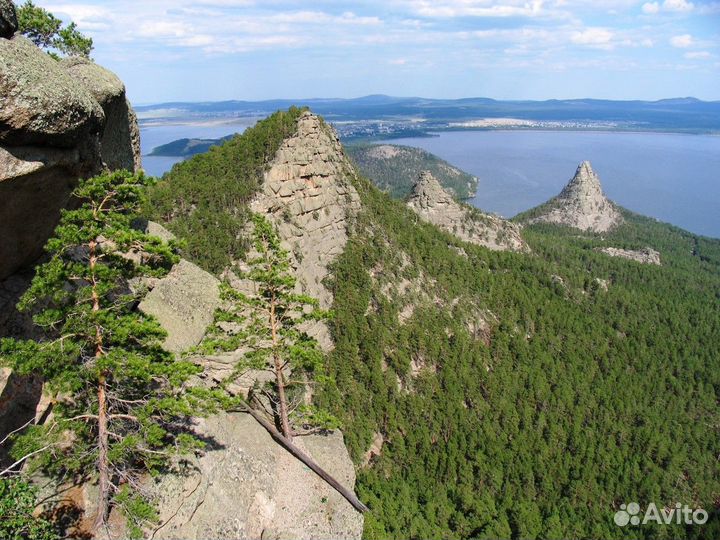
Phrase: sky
[{"left": 37, "top": 0, "right": 720, "bottom": 104}]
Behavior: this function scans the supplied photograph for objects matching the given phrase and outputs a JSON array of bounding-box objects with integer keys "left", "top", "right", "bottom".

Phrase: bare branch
[
  {"left": 0, "top": 444, "right": 58, "bottom": 477},
  {"left": 0, "top": 416, "right": 37, "bottom": 447}
]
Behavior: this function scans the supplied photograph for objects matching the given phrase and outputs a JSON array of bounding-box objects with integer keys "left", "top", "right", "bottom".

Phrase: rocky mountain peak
[
  {"left": 526, "top": 160, "right": 622, "bottom": 233},
  {"left": 250, "top": 111, "right": 361, "bottom": 327},
  {"left": 409, "top": 170, "right": 455, "bottom": 209},
  {"left": 408, "top": 171, "right": 528, "bottom": 252},
  {"left": 560, "top": 160, "right": 603, "bottom": 200}
]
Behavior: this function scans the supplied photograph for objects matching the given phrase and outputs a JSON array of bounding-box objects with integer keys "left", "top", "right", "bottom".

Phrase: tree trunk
[
  {"left": 94, "top": 374, "right": 110, "bottom": 532},
  {"left": 89, "top": 239, "right": 111, "bottom": 533},
  {"left": 269, "top": 294, "right": 292, "bottom": 439}
]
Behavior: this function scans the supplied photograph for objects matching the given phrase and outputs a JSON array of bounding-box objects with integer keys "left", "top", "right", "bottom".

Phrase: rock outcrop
[
  {"left": 525, "top": 161, "right": 622, "bottom": 232},
  {"left": 251, "top": 112, "right": 361, "bottom": 311},
  {"left": 133, "top": 230, "right": 362, "bottom": 539},
  {"left": 153, "top": 413, "right": 363, "bottom": 540},
  {"left": 407, "top": 171, "right": 527, "bottom": 252},
  {"left": 138, "top": 259, "right": 221, "bottom": 354},
  {"left": 61, "top": 57, "right": 141, "bottom": 171},
  {"left": 599, "top": 246, "right": 661, "bottom": 265},
  {"left": 0, "top": 17, "right": 141, "bottom": 280}
]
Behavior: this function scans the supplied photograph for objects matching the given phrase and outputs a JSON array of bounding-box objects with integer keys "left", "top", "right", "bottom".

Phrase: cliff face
[
  {"left": 0, "top": 15, "right": 144, "bottom": 471},
  {"left": 251, "top": 111, "right": 361, "bottom": 310},
  {"left": 525, "top": 161, "right": 622, "bottom": 232},
  {"left": 407, "top": 170, "right": 527, "bottom": 252},
  {"left": 0, "top": 27, "right": 141, "bottom": 281}
]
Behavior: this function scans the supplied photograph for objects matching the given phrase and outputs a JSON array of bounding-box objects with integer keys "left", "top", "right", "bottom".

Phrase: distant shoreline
[{"left": 144, "top": 124, "right": 720, "bottom": 157}]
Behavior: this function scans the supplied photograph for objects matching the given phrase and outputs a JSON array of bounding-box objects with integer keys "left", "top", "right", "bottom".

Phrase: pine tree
[
  {"left": 198, "top": 213, "right": 339, "bottom": 439},
  {"left": 0, "top": 171, "right": 212, "bottom": 537},
  {"left": 16, "top": 1, "right": 94, "bottom": 57}
]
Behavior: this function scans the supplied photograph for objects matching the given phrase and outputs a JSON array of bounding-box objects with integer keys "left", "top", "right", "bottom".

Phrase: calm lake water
[
  {"left": 140, "top": 125, "right": 720, "bottom": 239},
  {"left": 139, "top": 118, "right": 259, "bottom": 177},
  {"left": 389, "top": 131, "right": 720, "bottom": 239}
]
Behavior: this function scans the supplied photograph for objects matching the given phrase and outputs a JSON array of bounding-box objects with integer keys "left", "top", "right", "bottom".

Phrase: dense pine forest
[{"left": 145, "top": 110, "right": 720, "bottom": 540}]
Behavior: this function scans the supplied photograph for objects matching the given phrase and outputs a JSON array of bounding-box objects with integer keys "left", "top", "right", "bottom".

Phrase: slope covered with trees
[
  {"left": 319, "top": 177, "right": 720, "bottom": 539},
  {"left": 142, "top": 109, "right": 719, "bottom": 539},
  {"left": 345, "top": 143, "right": 478, "bottom": 200}
]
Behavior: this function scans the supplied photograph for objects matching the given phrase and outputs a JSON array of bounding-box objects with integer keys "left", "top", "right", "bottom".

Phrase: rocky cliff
[
  {"left": 407, "top": 170, "right": 527, "bottom": 252},
  {"left": 524, "top": 161, "right": 622, "bottom": 233},
  {"left": 251, "top": 111, "right": 361, "bottom": 309},
  {"left": 0, "top": 13, "right": 141, "bottom": 281},
  {"left": 135, "top": 226, "right": 364, "bottom": 540}
]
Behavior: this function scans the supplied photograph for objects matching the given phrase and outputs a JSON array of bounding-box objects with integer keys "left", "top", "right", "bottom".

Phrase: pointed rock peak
[
  {"left": 578, "top": 160, "right": 594, "bottom": 175},
  {"left": 250, "top": 110, "right": 361, "bottom": 313},
  {"left": 526, "top": 160, "right": 622, "bottom": 232},
  {"left": 561, "top": 160, "right": 604, "bottom": 197},
  {"left": 407, "top": 170, "right": 528, "bottom": 252},
  {"left": 409, "top": 171, "right": 453, "bottom": 206}
]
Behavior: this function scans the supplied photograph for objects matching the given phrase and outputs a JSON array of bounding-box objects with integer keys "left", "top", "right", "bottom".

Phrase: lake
[
  {"left": 140, "top": 118, "right": 260, "bottom": 177},
  {"left": 389, "top": 131, "right": 720, "bottom": 239},
  {"left": 139, "top": 125, "right": 720, "bottom": 239}
]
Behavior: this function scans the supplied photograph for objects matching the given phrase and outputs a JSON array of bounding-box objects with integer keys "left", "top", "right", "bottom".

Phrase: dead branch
[{"left": 239, "top": 405, "right": 369, "bottom": 513}]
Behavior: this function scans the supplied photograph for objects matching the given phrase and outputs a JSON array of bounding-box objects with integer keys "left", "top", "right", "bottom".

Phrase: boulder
[
  {"left": 0, "top": 36, "right": 104, "bottom": 148},
  {"left": 0, "top": 0, "right": 17, "bottom": 39},
  {"left": 0, "top": 37, "right": 141, "bottom": 280},
  {"left": 138, "top": 259, "right": 221, "bottom": 354},
  {"left": 152, "top": 413, "right": 363, "bottom": 540},
  {"left": 60, "top": 57, "right": 141, "bottom": 171}
]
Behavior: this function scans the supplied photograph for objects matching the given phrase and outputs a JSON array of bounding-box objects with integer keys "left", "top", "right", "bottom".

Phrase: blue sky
[{"left": 38, "top": 0, "right": 720, "bottom": 103}]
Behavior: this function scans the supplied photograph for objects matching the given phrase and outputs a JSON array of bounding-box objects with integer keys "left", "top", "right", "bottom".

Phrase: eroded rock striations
[
  {"left": 525, "top": 161, "right": 622, "bottom": 232},
  {"left": 251, "top": 112, "right": 361, "bottom": 309},
  {"left": 0, "top": 16, "right": 141, "bottom": 281},
  {"left": 407, "top": 170, "right": 527, "bottom": 252}
]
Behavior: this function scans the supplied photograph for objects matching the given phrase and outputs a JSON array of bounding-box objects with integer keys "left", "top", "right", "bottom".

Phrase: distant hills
[{"left": 137, "top": 94, "right": 720, "bottom": 135}]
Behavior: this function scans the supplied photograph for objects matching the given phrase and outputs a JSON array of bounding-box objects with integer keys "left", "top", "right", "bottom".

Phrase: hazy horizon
[{"left": 134, "top": 93, "right": 719, "bottom": 107}]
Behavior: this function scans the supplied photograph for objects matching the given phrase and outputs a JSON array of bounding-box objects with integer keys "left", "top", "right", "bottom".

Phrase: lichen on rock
[{"left": 0, "top": 35, "right": 141, "bottom": 280}]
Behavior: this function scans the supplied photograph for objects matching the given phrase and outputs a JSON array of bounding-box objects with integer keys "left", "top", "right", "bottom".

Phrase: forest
[{"left": 133, "top": 110, "right": 720, "bottom": 538}]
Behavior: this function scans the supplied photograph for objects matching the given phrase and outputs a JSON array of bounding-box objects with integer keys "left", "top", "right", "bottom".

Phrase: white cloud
[
  {"left": 684, "top": 50, "right": 711, "bottom": 59},
  {"left": 641, "top": 2, "right": 660, "bottom": 13},
  {"left": 407, "top": 0, "right": 550, "bottom": 18},
  {"left": 662, "top": 0, "right": 694, "bottom": 12},
  {"left": 642, "top": 0, "right": 694, "bottom": 13},
  {"left": 670, "top": 34, "right": 693, "bottom": 47},
  {"left": 571, "top": 27, "right": 614, "bottom": 47}
]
